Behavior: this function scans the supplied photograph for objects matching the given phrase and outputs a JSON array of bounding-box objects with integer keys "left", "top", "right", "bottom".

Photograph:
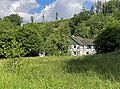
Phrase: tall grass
[{"left": 0, "top": 51, "right": 120, "bottom": 89}]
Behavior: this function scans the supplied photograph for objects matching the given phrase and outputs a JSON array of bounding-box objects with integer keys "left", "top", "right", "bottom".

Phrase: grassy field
[{"left": 0, "top": 51, "right": 120, "bottom": 89}]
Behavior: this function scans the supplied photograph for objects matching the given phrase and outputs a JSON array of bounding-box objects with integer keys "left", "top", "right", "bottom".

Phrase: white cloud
[
  {"left": 0, "top": 0, "right": 110, "bottom": 23},
  {"left": 34, "top": 0, "right": 83, "bottom": 22},
  {"left": 34, "top": 0, "right": 110, "bottom": 22},
  {"left": 0, "top": 0, "right": 39, "bottom": 22}
]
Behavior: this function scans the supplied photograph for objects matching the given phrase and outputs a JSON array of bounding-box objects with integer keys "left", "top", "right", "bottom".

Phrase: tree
[
  {"left": 3, "top": 14, "right": 23, "bottom": 26},
  {"left": 55, "top": 12, "right": 59, "bottom": 20},
  {"left": 87, "top": 14, "right": 104, "bottom": 38},
  {"left": 0, "top": 29, "right": 24, "bottom": 58},
  {"left": 101, "top": 0, "right": 120, "bottom": 14},
  {"left": 90, "top": 6, "right": 94, "bottom": 15},
  {"left": 42, "top": 14, "right": 45, "bottom": 22},
  {"left": 0, "top": 19, "right": 17, "bottom": 32},
  {"left": 30, "top": 16, "right": 34, "bottom": 23},
  {"left": 16, "top": 27, "right": 43, "bottom": 57},
  {"left": 44, "top": 21, "right": 70, "bottom": 55},
  {"left": 44, "top": 30, "right": 69, "bottom": 56},
  {"left": 95, "top": 20, "right": 120, "bottom": 53},
  {"left": 74, "top": 22, "right": 90, "bottom": 38},
  {"left": 95, "top": 1, "right": 103, "bottom": 14},
  {"left": 69, "top": 10, "right": 91, "bottom": 35},
  {"left": 0, "top": 18, "right": 20, "bottom": 58}
]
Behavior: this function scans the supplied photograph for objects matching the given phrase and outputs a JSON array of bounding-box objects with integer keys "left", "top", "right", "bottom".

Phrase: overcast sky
[{"left": 0, "top": 0, "right": 109, "bottom": 23}]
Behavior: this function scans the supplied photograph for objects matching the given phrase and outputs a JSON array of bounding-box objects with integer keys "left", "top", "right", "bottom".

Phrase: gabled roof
[{"left": 70, "top": 35, "right": 95, "bottom": 45}]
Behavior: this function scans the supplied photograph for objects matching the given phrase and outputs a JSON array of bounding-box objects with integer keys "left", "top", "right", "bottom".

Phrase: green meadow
[{"left": 0, "top": 50, "right": 120, "bottom": 89}]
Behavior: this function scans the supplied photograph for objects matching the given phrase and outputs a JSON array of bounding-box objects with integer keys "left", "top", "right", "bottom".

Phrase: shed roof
[{"left": 70, "top": 35, "right": 95, "bottom": 45}]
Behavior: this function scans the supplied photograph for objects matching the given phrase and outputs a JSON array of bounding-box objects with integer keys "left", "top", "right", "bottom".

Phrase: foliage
[
  {"left": 16, "top": 27, "right": 43, "bottom": 57},
  {"left": 0, "top": 19, "right": 17, "bottom": 32},
  {"left": 69, "top": 11, "right": 91, "bottom": 36},
  {"left": 3, "top": 14, "right": 23, "bottom": 26},
  {"left": 44, "top": 21, "right": 70, "bottom": 55},
  {"left": 44, "top": 32, "right": 69, "bottom": 56},
  {"left": 74, "top": 22, "right": 90, "bottom": 38},
  {"left": 68, "top": 0, "right": 120, "bottom": 39},
  {"left": 87, "top": 14, "right": 105, "bottom": 38},
  {"left": 0, "top": 37, "right": 23, "bottom": 58},
  {"left": 1, "top": 0, "right": 120, "bottom": 57},
  {"left": 0, "top": 20, "right": 22, "bottom": 58},
  {"left": 95, "top": 20, "right": 120, "bottom": 53}
]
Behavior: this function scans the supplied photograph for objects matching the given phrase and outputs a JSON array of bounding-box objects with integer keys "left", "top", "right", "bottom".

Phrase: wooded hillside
[{"left": 1, "top": 0, "right": 120, "bottom": 58}]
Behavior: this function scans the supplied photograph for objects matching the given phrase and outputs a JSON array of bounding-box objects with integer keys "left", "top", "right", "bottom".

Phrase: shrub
[
  {"left": 95, "top": 20, "right": 120, "bottom": 53},
  {"left": 0, "top": 30, "right": 24, "bottom": 58},
  {"left": 16, "top": 27, "right": 43, "bottom": 57}
]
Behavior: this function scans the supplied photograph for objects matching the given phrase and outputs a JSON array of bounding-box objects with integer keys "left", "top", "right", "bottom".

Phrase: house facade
[{"left": 69, "top": 35, "right": 96, "bottom": 56}]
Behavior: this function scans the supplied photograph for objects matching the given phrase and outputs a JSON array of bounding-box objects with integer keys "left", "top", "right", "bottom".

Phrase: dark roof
[{"left": 70, "top": 35, "right": 95, "bottom": 45}]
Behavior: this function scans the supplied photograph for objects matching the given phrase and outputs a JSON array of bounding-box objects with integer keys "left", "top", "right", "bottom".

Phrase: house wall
[{"left": 69, "top": 45, "right": 96, "bottom": 56}]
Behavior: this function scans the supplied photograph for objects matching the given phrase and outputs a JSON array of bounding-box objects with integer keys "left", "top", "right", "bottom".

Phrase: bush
[
  {"left": 95, "top": 20, "right": 120, "bottom": 53},
  {"left": 0, "top": 30, "right": 24, "bottom": 58},
  {"left": 16, "top": 27, "right": 43, "bottom": 57}
]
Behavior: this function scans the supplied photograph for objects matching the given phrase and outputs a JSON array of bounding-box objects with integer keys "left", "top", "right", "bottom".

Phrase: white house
[{"left": 68, "top": 35, "right": 96, "bottom": 56}]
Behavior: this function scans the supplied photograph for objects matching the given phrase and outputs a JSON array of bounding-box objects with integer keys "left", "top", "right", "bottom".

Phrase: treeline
[
  {"left": 69, "top": 0, "right": 120, "bottom": 39},
  {"left": 1, "top": 0, "right": 120, "bottom": 58}
]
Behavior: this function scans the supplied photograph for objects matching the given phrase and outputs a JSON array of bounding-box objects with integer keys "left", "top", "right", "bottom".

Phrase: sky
[{"left": 0, "top": 0, "right": 109, "bottom": 23}]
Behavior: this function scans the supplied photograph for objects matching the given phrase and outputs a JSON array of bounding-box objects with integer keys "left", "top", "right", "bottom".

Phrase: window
[
  {"left": 87, "top": 45, "right": 91, "bottom": 49},
  {"left": 86, "top": 52, "right": 89, "bottom": 54},
  {"left": 74, "top": 45, "right": 76, "bottom": 48},
  {"left": 74, "top": 51, "right": 76, "bottom": 55}
]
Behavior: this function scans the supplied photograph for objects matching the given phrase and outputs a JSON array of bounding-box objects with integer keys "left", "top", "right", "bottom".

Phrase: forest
[{"left": 1, "top": 0, "right": 120, "bottom": 58}]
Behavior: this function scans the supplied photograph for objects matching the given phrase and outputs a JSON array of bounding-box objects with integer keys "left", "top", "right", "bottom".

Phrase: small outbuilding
[{"left": 39, "top": 51, "right": 45, "bottom": 57}]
